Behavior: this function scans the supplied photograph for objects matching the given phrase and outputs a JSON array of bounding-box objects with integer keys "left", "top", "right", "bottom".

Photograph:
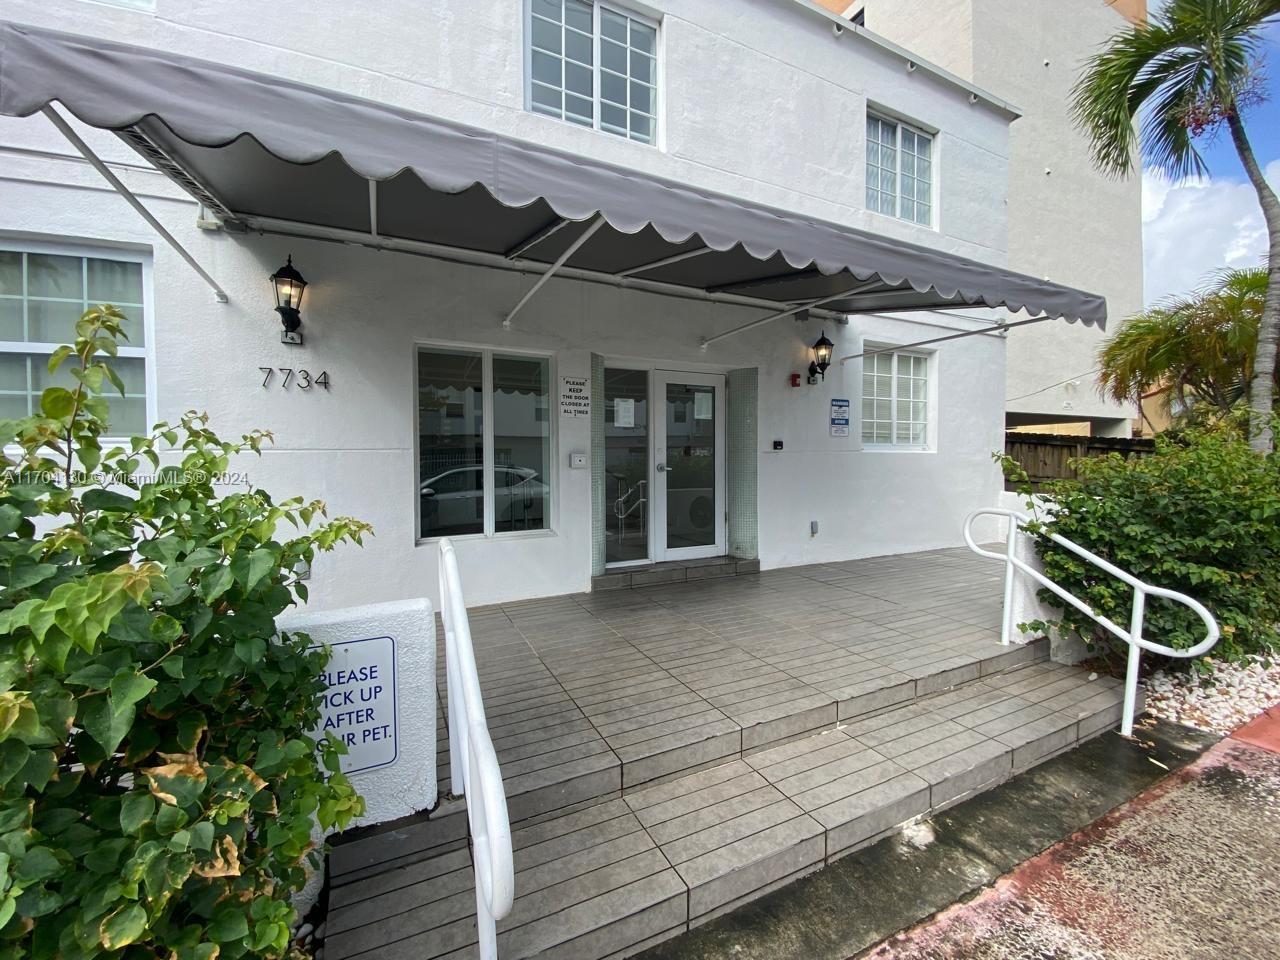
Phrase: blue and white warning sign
[{"left": 830, "top": 398, "right": 851, "bottom": 438}]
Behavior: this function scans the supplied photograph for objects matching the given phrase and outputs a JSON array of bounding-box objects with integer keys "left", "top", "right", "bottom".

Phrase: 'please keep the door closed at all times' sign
[{"left": 316, "top": 635, "right": 397, "bottom": 774}]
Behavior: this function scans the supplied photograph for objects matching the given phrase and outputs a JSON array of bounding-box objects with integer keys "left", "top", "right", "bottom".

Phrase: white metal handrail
[
  {"left": 438, "top": 539, "right": 514, "bottom": 960},
  {"left": 963, "top": 508, "right": 1220, "bottom": 737}
]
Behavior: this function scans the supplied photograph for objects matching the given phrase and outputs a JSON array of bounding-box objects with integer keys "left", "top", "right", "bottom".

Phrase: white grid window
[
  {"left": 866, "top": 115, "right": 898, "bottom": 217},
  {"left": 528, "top": 0, "right": 658, "bottom": 144},
  {"left": 866, "top": 113, "right": 933, "bottom": 226},
  {"left": 862, "top": 350, "right": 929, "bottom": 447},
  {"left": 0, "top": 247, "right": 149, "bottom": 436}
]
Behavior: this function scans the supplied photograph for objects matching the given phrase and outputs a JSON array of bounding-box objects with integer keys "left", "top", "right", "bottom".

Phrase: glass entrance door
[
  {"left": 604, "top": 368, "right": 650, "bottom": 565},
  {"left": 654, "top": 372, "right": 726, "bottom": 561}
]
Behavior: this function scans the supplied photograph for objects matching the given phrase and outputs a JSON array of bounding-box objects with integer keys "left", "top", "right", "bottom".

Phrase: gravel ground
[{"left": 1143, "top": 654, "right": 1280, "bottom": 734}]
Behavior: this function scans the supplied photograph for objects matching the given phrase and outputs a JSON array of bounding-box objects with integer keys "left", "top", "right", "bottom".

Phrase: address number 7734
[{"left": 259, "top": 367, "right": 331, "bottom": 390}]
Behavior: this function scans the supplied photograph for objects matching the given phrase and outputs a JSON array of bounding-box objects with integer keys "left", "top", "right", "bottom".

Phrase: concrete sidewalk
[{"left": 865, "top": 711, "right": 1280, "bottom": 960}]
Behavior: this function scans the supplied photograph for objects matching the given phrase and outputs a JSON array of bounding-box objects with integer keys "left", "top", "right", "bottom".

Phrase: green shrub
[
  {"left": 0, "top": 306, "right": 370, "bottom": 959},
  {"left": 1006, "top": 425, "right": 1280, "bottom": 667}
]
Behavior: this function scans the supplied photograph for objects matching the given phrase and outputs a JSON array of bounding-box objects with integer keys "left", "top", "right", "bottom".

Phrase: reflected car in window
[{"left": 421, "top": 465, "right": 548, "bottom": 535}]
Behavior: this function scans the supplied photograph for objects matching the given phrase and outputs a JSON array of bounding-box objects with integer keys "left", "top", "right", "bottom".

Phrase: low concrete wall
[
  {"left": 993, "top": 490, "right": 1089, "bottom": 664},
  {"left": 280, "top": 597, "right": 438, "bottom": 917},
  {"left": 280, "top": 597, "right": 438, "bottom": 828}
]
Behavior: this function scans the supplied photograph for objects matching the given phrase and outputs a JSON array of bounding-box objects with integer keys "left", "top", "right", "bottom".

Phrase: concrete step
[
  {"left": 331, "top": 634, "right": 1051, "bottom": 884},
  {"left": 592, "top": 557, "right": 763, "bottom": 591},
  {"left": 470, "top": 633, "right": 1050, "bottom": 815},
  {"left": 324, "top": 661, "right": 1133, "bottom": 960}
]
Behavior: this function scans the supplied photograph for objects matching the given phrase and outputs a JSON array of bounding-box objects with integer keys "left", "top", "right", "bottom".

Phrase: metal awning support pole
[
  {"left": 42, "top": 106, "right": 229, "bottom": 303},
  {"left": 503, "top": 215, "right": 605, "bottom": 329},
  {"left": 504, "top": 216, "right": 573, "bottom": 260},
  {"left": 617, "top": 245, "right": 711, "bottom": 277},
  {"left": 700, "top": 279, "right": 884, "bottom": 349},
  {"left": 837, "top": 313, "right": 1052, "bottom": 364},
  {"left": 242, "top": 213, "right": 850, "bottom": 322},
  {"left": 708, "top": 268, "right": 823, "bottom": 294},
  {"left": 368, "top": 180, "right": 379, "bottom": 238}
]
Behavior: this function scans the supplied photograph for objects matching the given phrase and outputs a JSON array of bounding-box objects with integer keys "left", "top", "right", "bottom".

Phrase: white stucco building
[
  {"left": 0, "top": 0, "right": 1108, "bottom": 609},
  {"left": 0, "top": 6, "right": 1159, "bottom": 957},
  {"left": 820, "top": 0, "right": 1146, "bottom": 436}
]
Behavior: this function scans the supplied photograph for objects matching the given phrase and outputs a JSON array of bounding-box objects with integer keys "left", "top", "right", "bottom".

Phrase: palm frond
[
  {"left": 1097, "top": 267, "right": 1270, "bottom": 419},
  {"left": 1072, "top": 0, "right": 1280, "bottom": 178}
]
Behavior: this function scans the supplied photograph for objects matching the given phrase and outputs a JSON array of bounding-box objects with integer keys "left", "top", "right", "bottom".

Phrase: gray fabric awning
[{"left": 0, "top": 20, "right": 1107, "bottom": 327}]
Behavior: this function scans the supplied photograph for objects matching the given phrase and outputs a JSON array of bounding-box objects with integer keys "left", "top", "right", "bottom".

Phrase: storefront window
[
  {"left": 418, "top": 349, "right": 484, "bottom": 538},
  {"left": 418, "top": 348, "right": 552, "bottom": 540},
  {"left": 493, "top": 355, "right": 551, "bottom": 533}
]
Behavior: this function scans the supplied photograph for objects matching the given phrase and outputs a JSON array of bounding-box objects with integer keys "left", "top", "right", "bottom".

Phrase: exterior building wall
[
  {"left": 1137, "top": 392, "right": 1174, "bottom": 437},
  {"left": 1, "top": 0, "right": 1014, "bottom": 265},
  {"left": 1107, "top": 0, "right": 1148, "bottom": 24},
  {"left": 1007, "top": 421, "right": 1092, "bottom": 437},
  {"left": 0, "top": 170, "right": 1006, "bottom": 608},
  {"left": 0, "top": 0, "right": 1023, "bottom": 607},
  {"left": 847, "top": 1, "right": 976, "bottom": 80},
  {"left": 859, "top": 0, "right": 1146, "bottom": 434}
]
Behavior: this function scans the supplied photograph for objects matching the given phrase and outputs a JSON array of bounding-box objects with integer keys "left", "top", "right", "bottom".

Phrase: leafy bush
[
  {"left": 0, "top": 306, "right": 370, "bottom": 959},
  {"left": 1005, "top": 424, "right": 1280, "bottom": 667}
]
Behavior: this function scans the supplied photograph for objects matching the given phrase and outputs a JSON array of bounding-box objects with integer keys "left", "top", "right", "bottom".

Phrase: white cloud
[{"left": 1142, "top": 160, "right": 1277, "bottom": 305}]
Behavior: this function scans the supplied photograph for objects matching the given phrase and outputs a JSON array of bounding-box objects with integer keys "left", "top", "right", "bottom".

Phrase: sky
[{"left": 1139, "top": 6, "right": 1280, "bottom": 306}]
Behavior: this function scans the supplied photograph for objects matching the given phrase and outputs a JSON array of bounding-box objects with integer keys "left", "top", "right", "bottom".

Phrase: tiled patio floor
[
  {"left": 326, "top": 547, "right": 1134, "bottom": 960},
  {"left": 328, "top": 660, "right": 1128, "bottom": 960},
  {"left": 438, "top": 547, "right": 1038, "bottom": 816}
]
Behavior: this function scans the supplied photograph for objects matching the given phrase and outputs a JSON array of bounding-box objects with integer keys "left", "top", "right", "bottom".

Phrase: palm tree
[
  {"left": 1098, "top": 267, "right": 1269, "bottom": 423},
  {"left": 1072, "top": 0, "right": 1280, "bottom": 452}
]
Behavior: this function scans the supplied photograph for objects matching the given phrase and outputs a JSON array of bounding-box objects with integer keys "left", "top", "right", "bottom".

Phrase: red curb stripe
[{"left": 1230, "top": 707, "right": 1280, "bottom": 754}]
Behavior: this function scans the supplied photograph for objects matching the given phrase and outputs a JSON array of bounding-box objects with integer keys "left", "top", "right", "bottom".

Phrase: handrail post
[
  {"left": 1122, "top": 586, "right": 1146, "bottom": 737},
  {"left": 440, "top": 559, "right": 465, "bottom": 797},
  {"left": 1000, "top": 515, "right": 1018, "bottom": 646},
  {"left": 964, "top": 507, "right": 1220, "bottom": 739},
  {"left": 447, "top": 647, "right": 464, "bottom": 797},
  {"left": 477, "top": 892, "right": 497, "bottom": 960},
  {"left": 436, "top": 538, "right": 514, "bottom": 957}
]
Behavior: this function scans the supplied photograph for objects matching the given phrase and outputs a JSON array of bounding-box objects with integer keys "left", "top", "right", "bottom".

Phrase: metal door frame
[{"left": 652, "top": 370, "right": 727, "bottom": 562}]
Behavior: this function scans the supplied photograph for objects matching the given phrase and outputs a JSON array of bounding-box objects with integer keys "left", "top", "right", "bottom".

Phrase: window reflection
[
  {"left": 665, "top": 383, "right": 716, "bottom": 549},
  {"left": 605, "top": 368, "right": 648, "bottom": 563},
  {"left": 418, "top": 349, "right": 483, "bottom": 538},
  {"left": 493, "top": 355, "right": 551, "bottom": 532},
  {"left": 417, "top": 349, "right": 553, "bottom": 539}
]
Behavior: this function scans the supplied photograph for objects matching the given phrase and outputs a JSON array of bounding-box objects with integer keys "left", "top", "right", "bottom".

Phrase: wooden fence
[{"left": 1004, "top": 432, "right": 1156, "bottom": 487}]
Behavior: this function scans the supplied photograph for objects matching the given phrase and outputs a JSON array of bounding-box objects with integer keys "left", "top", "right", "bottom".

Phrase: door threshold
[{"left": 593, "top": 556, "right": 760, "bottom": 590}]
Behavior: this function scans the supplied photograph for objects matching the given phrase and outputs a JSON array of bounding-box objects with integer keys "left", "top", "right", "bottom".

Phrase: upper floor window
[
  {"left": 866, "top": 113, "right": 934, "bottom": 226},
  {"left": 527, "top": 0, "right": 659, "bottom": 145},
  {"left": 0, "top": 244, "right": 149, "bottom": 436}
]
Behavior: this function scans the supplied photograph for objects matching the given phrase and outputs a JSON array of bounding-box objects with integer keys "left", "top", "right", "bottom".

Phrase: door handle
[{"left": 656, "top": 463, "right": 668, "bottom": 473}]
